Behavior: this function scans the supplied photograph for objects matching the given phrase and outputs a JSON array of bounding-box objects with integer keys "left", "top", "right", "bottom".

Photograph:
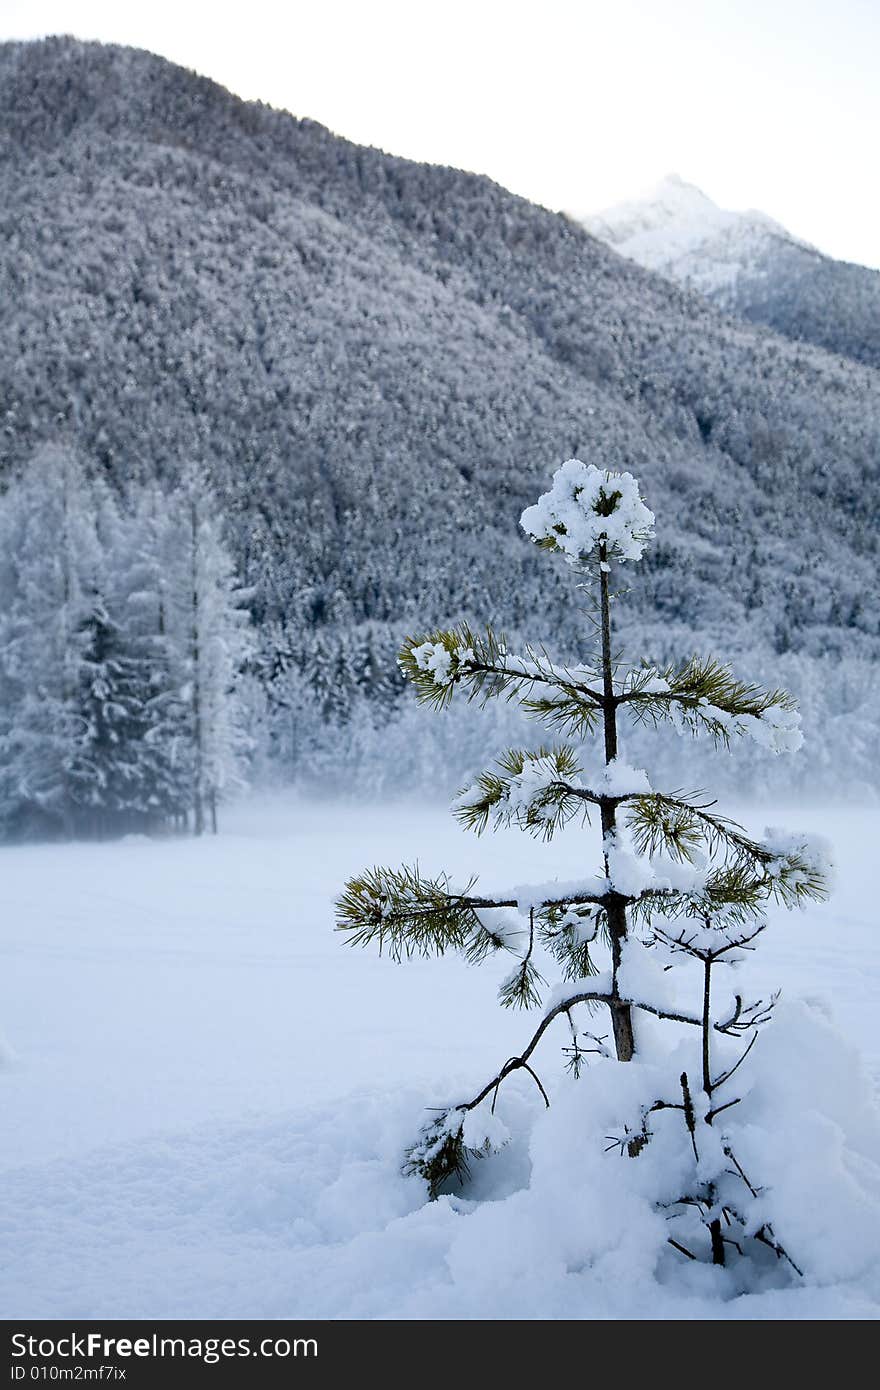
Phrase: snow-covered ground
[{"left": 1, "top": 795, "right": 878, "bottom": 1319}]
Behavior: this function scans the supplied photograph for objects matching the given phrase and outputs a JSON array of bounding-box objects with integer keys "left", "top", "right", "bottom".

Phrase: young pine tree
[{"left": 337, "top": 459, "right": 831, "bottom": 1271}]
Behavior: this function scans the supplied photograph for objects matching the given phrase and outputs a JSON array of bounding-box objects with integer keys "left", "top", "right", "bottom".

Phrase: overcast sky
[{"left": 4, "top": 0, "right": 878, "bottom": 269}]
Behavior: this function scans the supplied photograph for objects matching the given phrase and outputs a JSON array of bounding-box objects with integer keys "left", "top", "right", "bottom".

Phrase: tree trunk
[
  {"left": 598, "top": 549, "right": 635, "bottom": 1062},
  {"left": 701, "top": 956, "right": 726, "bottom": 1265}
]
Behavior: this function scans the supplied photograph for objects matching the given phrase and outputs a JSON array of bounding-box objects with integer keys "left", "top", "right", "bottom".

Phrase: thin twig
[
  {"left": 711, "top": 1030, "right": 759, "bottom": 1091},
  {"left": 520, "top": 1061, "right": 551, "bottom": 1109},
  {"left": 705, "top": 1097, "right": 741, "bottom": 1122},
  {"left": 668, "top": 1237, "right": 698, "bottom": 1261}
]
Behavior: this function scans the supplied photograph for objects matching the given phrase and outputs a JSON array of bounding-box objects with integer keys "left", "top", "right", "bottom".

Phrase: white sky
[{"left": 3, "top": 0, "right": 879, "bottom": 269}]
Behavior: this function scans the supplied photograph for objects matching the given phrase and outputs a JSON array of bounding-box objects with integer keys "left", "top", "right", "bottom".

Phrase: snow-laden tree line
[
  {"left": 0, "top": 446, "right": 250, "bottom": 840},
  {"left": 251, "top": 631, "right": 879, "bottom": 801}
]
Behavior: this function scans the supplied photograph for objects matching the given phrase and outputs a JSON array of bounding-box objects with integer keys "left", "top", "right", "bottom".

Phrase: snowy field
[{"left": 1, "top": 795, "right": 878, "bottom": 1320}]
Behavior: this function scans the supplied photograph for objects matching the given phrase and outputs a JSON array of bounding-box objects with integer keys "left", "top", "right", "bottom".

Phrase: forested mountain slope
[{"left": 1, "top": 38, "right": 877, "bottom": 788}]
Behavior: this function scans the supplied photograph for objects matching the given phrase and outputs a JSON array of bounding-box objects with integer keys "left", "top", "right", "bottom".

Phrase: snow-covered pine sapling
[{"left": 336, "top": 459, "right": 831, "bottom": 1239}]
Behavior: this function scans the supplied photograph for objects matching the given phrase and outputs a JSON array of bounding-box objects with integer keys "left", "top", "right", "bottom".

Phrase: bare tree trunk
[{"left": 598, "top": 547, "right": 635, "bottom": 1062}]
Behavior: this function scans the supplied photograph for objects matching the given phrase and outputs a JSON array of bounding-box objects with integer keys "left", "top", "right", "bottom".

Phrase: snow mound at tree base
[{"left": 3, "top": 1005, "right": 878, "bottom": 1320}]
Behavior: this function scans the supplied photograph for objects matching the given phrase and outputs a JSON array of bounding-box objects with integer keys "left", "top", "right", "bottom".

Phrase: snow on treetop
[{"left": 520, "top": 460, "right": 655, "bottom": 566}]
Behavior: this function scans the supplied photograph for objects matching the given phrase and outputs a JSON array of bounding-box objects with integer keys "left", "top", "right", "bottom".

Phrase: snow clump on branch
[
  {"left": 520, "top": 460, "right": 655, "bottom": 566},
  {"left": 410, "top": 640, "right": 459, "bottom": 686},
  {"left": 761, "top": 828, "right": 836, "bottom": 889}
]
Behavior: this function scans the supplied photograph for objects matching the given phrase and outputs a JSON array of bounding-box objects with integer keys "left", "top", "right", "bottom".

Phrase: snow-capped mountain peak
[
  {"left": 577, "top": 172, "right": 880, "bottom": 376},
  {"left": 610, "top": 172, "right": 724, "bottom": 230},
  {"left": 578, "top": 175, "right": 804, "bottom": 297}
]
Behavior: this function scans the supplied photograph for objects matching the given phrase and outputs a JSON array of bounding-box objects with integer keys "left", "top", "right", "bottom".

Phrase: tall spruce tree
[
  {"left": 337, "top": 459, "right": 831, "bottom": 1270},
  {"left": 67, "top": 477, "right": 155, "bottom": 833},
  {"left": 0, "top": 446, "right": 99, "bottom": 836},
  {"left": 166, "top": 467, "right": 251, "bottom": 835},
  {"left": 105, "top": 486, "right": 191, "bottom": 830}
]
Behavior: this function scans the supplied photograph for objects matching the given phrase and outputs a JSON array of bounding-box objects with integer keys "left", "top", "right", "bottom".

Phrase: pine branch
[
  {"left": 402, "top": 990, "right": 615, "bottom": 1196},
  {"left": 458, "top": 990, "right": 706, "bottom": 1120},
  {"left": 517, "top": 691, "right": 602, "bottom": 740},
  {"left": 456, "top": 988, "right": 619, "bottom": 1114},
  {"left": 619, "top": 657, "right": 802, "bottom": 750},
  {"left": 628, "top": 859, "right": 827, "bottom": 934},
  {"left": 454, "top": 745, "right": 599, "bottom": 840},
  {"left": 649, "top": 920, "right": 769, "bottom": 963},
  {"left": 462, "top": 919, "right": 518, "bottom": 966},
  {"left": 336, "top": 864, "right": 611, "bottom": 964},
  {"left": 398, "top": 625, "right": 605, "bottom": 736},
  {"left": 455, "top": 770, "right": 830, "bottom": 910},
  {"left": 625, "top": 793, "right": 830, "bottom": 907},
  {"left": 540, "top": 901, "right": 601, "bottom": 980},
  {"left": 497, "top": 908, "right": 546, "bottom": 1009},
  {"left": 624, "top": 790, "right": 712, "bottom": 863},
  {"left": 714, "top": 991, "right": 780, "bottom": 1037},
  {"left": 402, "top": 1109, "right": 473, "bottom": 1200},
  {"left": 335, "top": 864, "right": 482, "bottom": 959},
  {"left": 622, "top": 655, "right": 793, "bottom": 717},
  {"left": 630, "top": 998, "right": 705, "bottom": 1028},
  {"left": 564, "top": 1028, "right": 612, "bottom": 1077}
]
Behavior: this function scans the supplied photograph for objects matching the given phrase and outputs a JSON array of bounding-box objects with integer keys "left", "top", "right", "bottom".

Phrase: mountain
[
  {"left": 0, "top": 38, "right": 878, "bottom": 788},
  {"left": 580, "top": 175, "right": 880, "bottom": 369}
]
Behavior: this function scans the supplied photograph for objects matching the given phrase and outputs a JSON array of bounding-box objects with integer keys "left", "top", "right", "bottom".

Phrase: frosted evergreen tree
[
  {"left": 103, "top": 486, "right": 191, "bottom": 829},
  {"left": 166, "top": 467, "right": 251, "bottom": 834},
  {"left": 65, "top": 477, "right": 166, "bottom": 831},
  {"left": 0, "top": 446, "right": 99, "bottom": 836},
  {"left": 338, "top": 459, "right": 832, "bottom": 1271},
  {"left": 70, "top": 589, "right": 142, "bottom": 831}
]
